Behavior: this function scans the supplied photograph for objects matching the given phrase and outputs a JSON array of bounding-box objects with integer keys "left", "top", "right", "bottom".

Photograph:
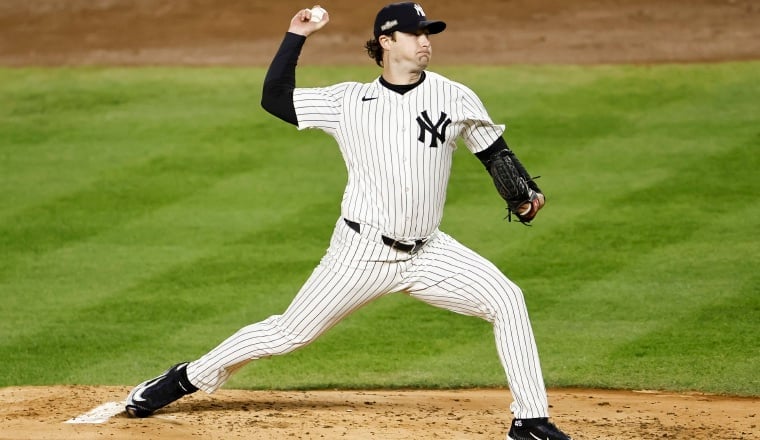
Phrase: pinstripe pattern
[
  {"left": 186, "top": 71, "right": 550, "bottom": 419},
  {"left": 293, "top": 71, "right": 504, "bottom": 240}
]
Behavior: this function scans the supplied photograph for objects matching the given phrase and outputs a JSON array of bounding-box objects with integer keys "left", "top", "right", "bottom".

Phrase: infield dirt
[
  {"left": 1, "top": 0, "right": 759, "bottom": 66},
  {"left": 1, "top": 386, "right": 758, "bottom": 439},
  {"left": 1, "top": 0, "right": 758, "bottom": 439}
]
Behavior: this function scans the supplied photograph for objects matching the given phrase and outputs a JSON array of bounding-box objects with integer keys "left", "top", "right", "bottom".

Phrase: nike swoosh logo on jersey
[{"left": 361, "top": 96, "right": 378, "bottom": 102}]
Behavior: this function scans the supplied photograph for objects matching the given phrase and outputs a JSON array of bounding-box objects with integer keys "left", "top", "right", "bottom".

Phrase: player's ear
[{"left": 379, "top": 34, "right": 393, "bottom": 50}]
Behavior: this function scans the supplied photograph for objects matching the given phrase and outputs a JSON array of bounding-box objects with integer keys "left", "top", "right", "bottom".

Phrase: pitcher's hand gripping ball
[{"left": 309, "top": 6, "right": 327, "bottom": 22}]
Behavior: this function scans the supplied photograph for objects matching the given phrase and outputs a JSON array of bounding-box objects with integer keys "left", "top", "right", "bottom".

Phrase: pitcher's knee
[
  {"left": 258, "top": 315, "right": 323, "bottom": 355},
  {"left": 486, "top": 283, "right": 529, "bottom": 320}
]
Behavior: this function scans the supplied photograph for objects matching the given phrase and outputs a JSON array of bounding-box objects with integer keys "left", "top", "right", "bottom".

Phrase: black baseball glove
[{"left": 486, "top": 149, "right": 544, "bottom": 224}]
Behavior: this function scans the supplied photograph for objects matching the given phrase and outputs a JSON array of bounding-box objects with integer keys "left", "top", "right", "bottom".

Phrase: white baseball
[{"left": 309, "top": 6, "right": 326, "bottom": 23}]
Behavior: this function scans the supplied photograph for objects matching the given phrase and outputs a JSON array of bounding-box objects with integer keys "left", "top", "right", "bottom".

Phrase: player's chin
[{"left": 417, "top": 55, "right": 431, "bottom": 68}]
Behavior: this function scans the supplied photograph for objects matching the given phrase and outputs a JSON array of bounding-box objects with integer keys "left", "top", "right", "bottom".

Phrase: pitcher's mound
[{"left": 0, "top": 386, "right": 757, "bottom": 439}]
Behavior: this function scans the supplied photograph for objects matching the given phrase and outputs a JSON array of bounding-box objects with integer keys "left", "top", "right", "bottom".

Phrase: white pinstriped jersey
[
  {"left": 293, "top": 71, "right": 504, "bottom": 240},
  {"left": 186, "top": 69, "right": 551, "bottom": 421}
]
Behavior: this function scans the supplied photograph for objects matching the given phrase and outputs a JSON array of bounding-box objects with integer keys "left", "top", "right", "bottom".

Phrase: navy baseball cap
[{"left": 373, "top": 2, "right": 447, "bottom": 39}]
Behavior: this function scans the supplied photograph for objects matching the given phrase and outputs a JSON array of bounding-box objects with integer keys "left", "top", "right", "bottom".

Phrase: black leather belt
[{"left": 344, "top": 219, "right": 426, "bottom": 254}]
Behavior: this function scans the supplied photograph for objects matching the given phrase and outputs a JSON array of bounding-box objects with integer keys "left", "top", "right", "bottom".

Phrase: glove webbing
[{"left": 488, "top": 149, "right": 536, "bottom": 223}]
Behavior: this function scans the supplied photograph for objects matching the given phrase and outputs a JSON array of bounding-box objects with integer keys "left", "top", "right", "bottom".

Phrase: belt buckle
[
  {"left": 406, "top": 239, "right": 425, "bottom": 255},
  {"left": 390, "top": 238, "right": 410, "bottom": 253},
  {"left": 381, "top": 234, "right": 426, "bottom": 254}
]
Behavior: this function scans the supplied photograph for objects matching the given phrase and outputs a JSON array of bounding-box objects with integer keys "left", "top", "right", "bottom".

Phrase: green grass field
[{"left": 1, "top": 63, "right": 758, "bottom": 396}]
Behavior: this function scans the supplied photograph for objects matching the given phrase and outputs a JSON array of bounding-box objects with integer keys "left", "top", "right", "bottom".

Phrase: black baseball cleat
[
  {"left": 507, "top": 417, "right": 572, "bottom": 440},
  {"left": 125, "top": 362, "right": 198, "bottom": 418}
]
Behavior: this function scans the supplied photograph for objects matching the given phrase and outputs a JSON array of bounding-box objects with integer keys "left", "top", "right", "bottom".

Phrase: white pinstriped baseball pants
[{"left": 185, "top": 218, "right": 549, "bottom": 419}]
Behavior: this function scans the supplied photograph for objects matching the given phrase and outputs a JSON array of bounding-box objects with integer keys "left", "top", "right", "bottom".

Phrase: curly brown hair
[{"left": 364, "top": 37, "right": 384, "bottom": 67}]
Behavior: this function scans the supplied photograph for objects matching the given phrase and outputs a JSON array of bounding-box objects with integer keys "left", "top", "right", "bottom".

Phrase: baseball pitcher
[{"left": 125, "top": 3, "right": 572, "bottom": 440}]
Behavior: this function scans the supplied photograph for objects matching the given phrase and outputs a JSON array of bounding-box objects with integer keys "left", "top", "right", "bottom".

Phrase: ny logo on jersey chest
[{"left": 416, "top": 110, "right": 452, "bottom": 148}]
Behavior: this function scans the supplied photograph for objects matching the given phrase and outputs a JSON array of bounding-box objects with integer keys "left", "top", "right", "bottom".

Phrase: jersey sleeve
[
  {"left": 458, "top": 87, "right": 506, "bottom": 154},
  {"left": 293, "top": 83, "right": 349, "bottom": 133}
]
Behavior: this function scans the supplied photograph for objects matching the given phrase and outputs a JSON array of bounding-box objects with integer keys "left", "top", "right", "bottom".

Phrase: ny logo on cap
[{"left": 414, "top": 4, "right": 425, "bottom": 16}]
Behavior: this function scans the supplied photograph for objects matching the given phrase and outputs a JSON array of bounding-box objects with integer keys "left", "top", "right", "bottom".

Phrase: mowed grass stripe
[
  {"left": 1, "top": 64, "right": 757, "bottom": 394},
  {"left": 524, "top": 139, "right": 758, "bottom": 394},
  {"left": 0, "top": 68, "right": 264, "bottom": 218},
  {"left": 0, "top": 197, "right": 339, "bottom": 385},
  {"left": 0, "top": 126, "right": 346, "bottom": 380},
  {"left": 0, "top": 149, "right": 251, "bottom": 256},
  {"left": 0, "top": 68, "right": 267, "bottom": 271},
  {"left": 600, "top": 260, "right": 759, "bottom": 395},
  {"left": 499, "top": 64, "right": 759, "bottom": 394},
  {"left": 520, "top": 138, "right": 756, "bottom": 295},
  {"left": 534, "top": 202, "right": 759, "bottom": 395},
  {"left": 0, "top": 167, "right": 326, "bottom": 337}
]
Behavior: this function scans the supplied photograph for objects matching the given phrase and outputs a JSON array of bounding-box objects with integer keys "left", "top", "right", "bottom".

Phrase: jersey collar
[{"left": 379, "top": 71, "right": 426, "bottom": 95}]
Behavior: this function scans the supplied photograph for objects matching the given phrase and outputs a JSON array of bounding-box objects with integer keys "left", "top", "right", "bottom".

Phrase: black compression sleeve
[
  {"left": 475, "top": 137, "right": 542, "bottom": 193},
  {"left": 474, "top": 137, "right": 508, "bottom": 166},
  {"left": 261, "top": 32, "right": 306, "bottom": 126}
]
